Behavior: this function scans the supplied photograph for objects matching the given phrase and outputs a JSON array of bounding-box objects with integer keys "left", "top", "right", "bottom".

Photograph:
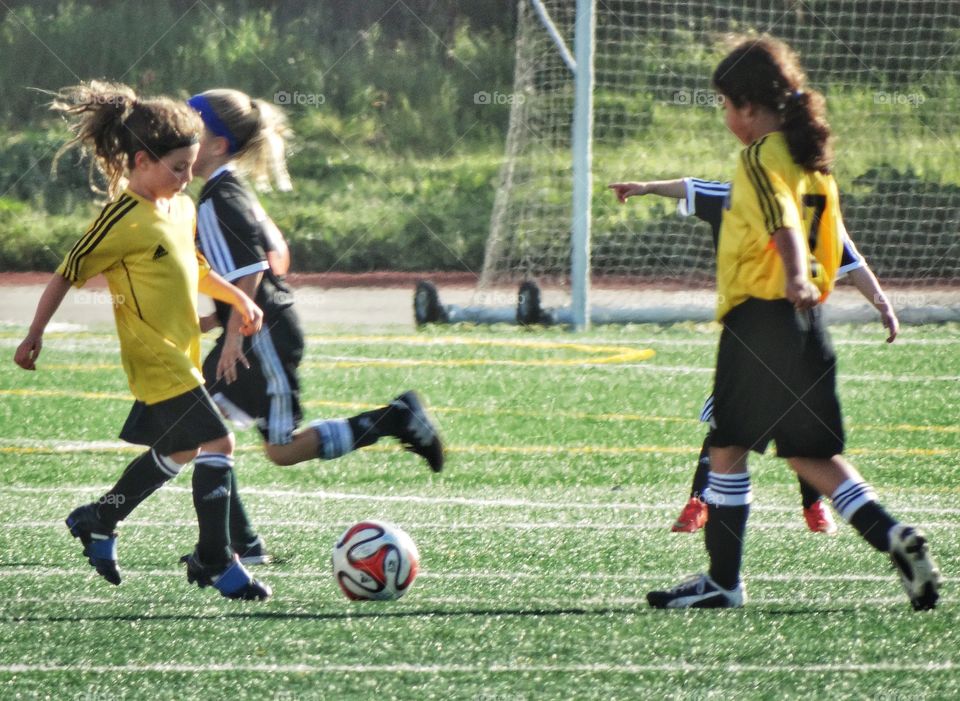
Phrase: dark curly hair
[
  {"left": 50, "top": 81, "right": 201, "bottom": 198},
  {"left": 713, "top": 36, "right": 833, "bottom": 174}
]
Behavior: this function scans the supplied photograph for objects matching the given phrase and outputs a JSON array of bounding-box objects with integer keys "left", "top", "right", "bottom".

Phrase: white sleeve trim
[
  {"left": 222, "top": 260, "right": 270, "bottom": 282},
  {"left": 836, "top": 231, "right": 866, "bottom": 279},
  {"left": 677, "top": 177, "right": 696, "bottom": 217},
  {"left": 197, "top": 199, "right": 236, "bottom": 275},
  {"left": 837, "top": 259, "right": 866, "bottom": 277}
]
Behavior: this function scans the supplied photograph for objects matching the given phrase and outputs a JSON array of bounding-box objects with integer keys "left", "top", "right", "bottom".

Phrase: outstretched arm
[
  {"left": 608, "top": 179, "right": 686, "bottom": 203},
  {"left": 847, "top": 265, "right": 899, "bottom": 342},
  {"left": 15, "top": 274, "right": 72, "bottom": 370}
]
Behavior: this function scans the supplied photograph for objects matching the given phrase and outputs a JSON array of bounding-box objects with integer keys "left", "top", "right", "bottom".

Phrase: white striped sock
[
  {"left": 831, "top": 479, "right": 878, "bottom": 522},
  {"left": 311, "top": 419, "right": 354, "bottom": 460},
  {"left": 704, "top": 471, "right": 752, "bottom": 507},
  {"left": 151, "top": 449, "right": 184, "bottom": 478},
  {"left": 194, "top": 452, "right": 234, "bottom": 470}
]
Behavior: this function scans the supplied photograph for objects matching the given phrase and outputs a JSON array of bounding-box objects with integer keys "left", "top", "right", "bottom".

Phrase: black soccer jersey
[
  {"left": 196, "top": 165, "right": 294, "bottom": 328},
  {"left": 678, "top": 177, "right": 863, "bottom": 275}
]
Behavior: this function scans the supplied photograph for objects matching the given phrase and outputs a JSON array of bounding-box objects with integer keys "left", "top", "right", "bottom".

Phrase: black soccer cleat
[
  {"left": 888, "top": 525, "right": 942, "bottom": 611},
  {"left": 180, "top": 550, "right": 272, "bottom": 601},
  {"left": 391, "top": 390, "right": 445, "bottom": 472},
  {"left": 66, "top": 504, "right": 121, "bottom": 586},
  {"left": 233, "top": 536, "right": 273, "bottom": 566}
]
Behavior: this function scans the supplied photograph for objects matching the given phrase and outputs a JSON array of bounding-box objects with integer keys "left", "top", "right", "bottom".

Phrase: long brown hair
[
  {"left": 712, "top": 36, "right": 833, "bottom": 174},
  {"left": 50, "top": 81, "right": 201, "bottom": 198}
]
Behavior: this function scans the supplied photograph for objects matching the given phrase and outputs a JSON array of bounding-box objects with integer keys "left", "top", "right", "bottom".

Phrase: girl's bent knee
[{"left": 202, "top": 433, "right": 236, "bottom": 455}]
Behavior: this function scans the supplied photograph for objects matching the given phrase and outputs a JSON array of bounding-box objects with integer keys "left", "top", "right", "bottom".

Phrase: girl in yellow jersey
[
  {"left": 609, "top": 175, "right": 900, "bottom": 537},
  {"left": 14, "top": 82, "right": 271, "bottom": 600},
  {"left": 645, "top": 37, "right": 941, "bottom": 610}
]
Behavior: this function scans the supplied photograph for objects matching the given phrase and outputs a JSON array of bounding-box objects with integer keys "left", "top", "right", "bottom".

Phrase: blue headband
[{"left": 187, "top": 94, "right": 240, "bottom": 153}]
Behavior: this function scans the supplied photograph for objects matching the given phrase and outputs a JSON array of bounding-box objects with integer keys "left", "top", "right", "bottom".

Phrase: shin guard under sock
[
  {"left": 703, "top": 471, "right": 752, "bottom": 591},
  {"left": 228, "top": 467, "right": 258, "bottom": 547},
  {"left": 798, "top": 478, "right": 821, "bottom": 510},
  {"left": 192, "top": 453, "right": 234, "bottom": 566},
  {"left": 96, "top": 449, "right": 183, "bottom": 528},
  {"left": 690, "top": 434, "right": 712, "bottom": 500}
]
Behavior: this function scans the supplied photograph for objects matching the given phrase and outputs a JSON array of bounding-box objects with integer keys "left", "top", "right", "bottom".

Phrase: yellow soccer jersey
[
  {"left": 716, "top": 131, "right": 844, "bottom": 319},
  {"left": 56, "top": 190, "right": 210, "bottom": 404}
]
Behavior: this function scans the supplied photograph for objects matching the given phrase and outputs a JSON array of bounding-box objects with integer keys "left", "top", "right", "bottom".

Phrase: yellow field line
[
  {"left": 36, "top": 365, "right": 121, "bottom": 371},
  {"left": 300, "top": 352, "right": 654, "bottom": 368},
  {"left": 18, "top": 335, "right": 655, "bottom": 369},
  {"left": 0, "top": 388, "right": 130, "bottom": 401}
]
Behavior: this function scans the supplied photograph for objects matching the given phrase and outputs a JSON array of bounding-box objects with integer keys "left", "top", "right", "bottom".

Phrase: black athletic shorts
[
  {"left": 710, "top": 297, "right": 845, "bottom": 458},
  {"left": 119, "top": 384, "right": 230, "bottom": 456},
  {"left": 203, "top": 307, "right": 304, "bottom": 445}
]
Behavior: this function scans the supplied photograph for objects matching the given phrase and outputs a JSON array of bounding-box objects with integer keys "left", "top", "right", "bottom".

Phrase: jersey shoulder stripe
[
  {"left": 743, "top": 138, "right": 784, "bottom": 233},
  {"left": 62, "top": 195, "right": 131, "bottom": 278},
  {"left": 741, "top": 143, "right": 773, "bottom": 232},
  {"left": 63, "top": 195, "right": 137, "bottom": 282}
]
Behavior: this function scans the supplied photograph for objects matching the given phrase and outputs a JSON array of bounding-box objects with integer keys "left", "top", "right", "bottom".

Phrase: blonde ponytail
[{"left": 189, "top": 89, "right": 293, "bottom": 191}]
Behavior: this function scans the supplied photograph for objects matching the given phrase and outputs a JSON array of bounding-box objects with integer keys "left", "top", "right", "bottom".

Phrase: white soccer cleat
[
  {"left": 647, "top": 573, "right": 745, "bottom": 609},
  {"left": 888, "top": 524, "right": 942, "bottom": 611}
]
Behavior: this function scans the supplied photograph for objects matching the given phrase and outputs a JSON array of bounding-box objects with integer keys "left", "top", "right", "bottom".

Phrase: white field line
[
  {"left": 3, "top": 485, "right": 959, "bottom": 515},
  {"left": 417, "top": 595, "right": 923, "bottom": 607},
  {"left": 0, "top": 661, "right": 953, "bottom": 675},
  {"left": 4, "top": 438, "right": 957, "bottom": 458},
  {"left": 299, "top": 336, "right": 960, "bottom": 348},
  {"left": 631, "top": 364, "right": 960, "bottom": 382},
  {"left": 4, "top": 519, "right": 959, "bottom": 531},
  {"left": 0, "top": 568, "right": 931, "bottom": 583},
  {"left": 299, "top": 356, "right": 960, "bottom": 382}
]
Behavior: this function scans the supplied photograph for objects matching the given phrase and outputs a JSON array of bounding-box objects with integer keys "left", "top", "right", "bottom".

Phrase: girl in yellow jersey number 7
[{"left": 644, "top": 37, "right": 941, "bottom": 611}]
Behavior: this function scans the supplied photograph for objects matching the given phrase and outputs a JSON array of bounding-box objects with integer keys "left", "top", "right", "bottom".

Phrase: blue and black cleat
[
  {"left": 180, "top": 550, "right": 272, "bottom": 601},
  {"left": 66, "top": 503, "right": 121, "bottom": 586}
]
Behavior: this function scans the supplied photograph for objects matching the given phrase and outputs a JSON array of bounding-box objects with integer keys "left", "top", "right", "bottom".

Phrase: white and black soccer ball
[{"left": 332, "top": 520, "right": 420, "bottom": 601}]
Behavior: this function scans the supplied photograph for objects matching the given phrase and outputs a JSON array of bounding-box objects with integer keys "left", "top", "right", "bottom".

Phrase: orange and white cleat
[
  {"left": 671, "top": 497, "right": 708, "bottom": 533},
  {"left": 803, "top": 500, "right": 838, "bottom": 535}
]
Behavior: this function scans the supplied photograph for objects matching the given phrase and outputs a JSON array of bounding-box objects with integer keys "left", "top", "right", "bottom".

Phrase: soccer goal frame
[{"left": 418, "top": 0, "right": 960, "bottom": 329}]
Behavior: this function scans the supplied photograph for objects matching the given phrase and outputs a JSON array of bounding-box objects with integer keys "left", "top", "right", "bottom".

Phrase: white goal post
[{"left": 472, "top": 0, "right": 960, "bottom": 327}]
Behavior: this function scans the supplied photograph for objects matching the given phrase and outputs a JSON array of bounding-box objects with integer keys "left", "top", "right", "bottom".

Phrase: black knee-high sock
[
  {"left": 798, "top": 477, "right": 821, "bottom": 509},
  {"left": 689, "top": 433, "right": 711, "bottom": 500},
  {"left": 310, "top": 402, "right": 407, "bottom": 460},
  {"left": 832, "top": 479, "right": 897, "bottom": 552},
  {"left": 347, "top": 404, "right": 405, "bottom": 449},
  {"left": 228, "top": 468, "right": 258, "bottom": 548},
  {"left": 95, "top": 449, "right": 182, "bottom": 529},
  {"left": 849, "top": 502, "right": 898, "bottom": 551},
  {"left": 704, "top": 472, "right": 752, "bottom": 590},
  {"left": 192, "top": 453, "right": 234, "bottom": 566}
]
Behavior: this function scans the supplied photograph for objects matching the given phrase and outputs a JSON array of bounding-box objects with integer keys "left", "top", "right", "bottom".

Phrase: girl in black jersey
[{"left": 187, "top": 89, "right": 444, "bottom": 561}]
